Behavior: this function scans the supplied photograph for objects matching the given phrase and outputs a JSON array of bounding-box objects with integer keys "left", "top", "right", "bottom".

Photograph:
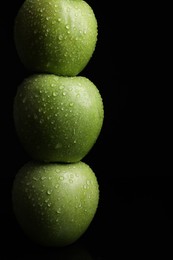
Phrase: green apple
[
  {"left": 12, "top": 160, "right": 99, "bottom": 247},
  {"left": 14, "top": 0, "right": 98, "bottom": 76},
  {"left": 13, "top": 73, "right": 104, "bottom": 162}
]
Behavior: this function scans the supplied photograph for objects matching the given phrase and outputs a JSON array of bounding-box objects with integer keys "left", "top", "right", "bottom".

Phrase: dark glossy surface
[{"left": 1, "top": 1, "right": 172, "bottom": 258}]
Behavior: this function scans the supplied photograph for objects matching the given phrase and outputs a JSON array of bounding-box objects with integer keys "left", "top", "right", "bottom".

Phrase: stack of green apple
[{"left": 12, "top": 0, "right": 104, "bottom": 247}]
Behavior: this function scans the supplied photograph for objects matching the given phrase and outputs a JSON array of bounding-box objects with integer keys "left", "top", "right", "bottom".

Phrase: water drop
[
  {"left": 47, "top": 190, "right": 51, "bottom": 195},
  {"left": 22, "top": 97, "right": 26, "bottom": 103},
  {"left": 56, "top": 209, "right": 61, "bottom": 214},
  {"left": 46, "top": 61, "right": 50, "bottom": 67},
  {"left": 39, "top": 202, "right": 43, "bottom": 207},
  {"left": 58, "top": 35, "right": 63, "bottom": 40},
  {"left": 55, "top": 143, "right": 62, "bottom": 149}
]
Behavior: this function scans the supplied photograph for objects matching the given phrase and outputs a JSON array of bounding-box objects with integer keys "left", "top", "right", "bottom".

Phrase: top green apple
[{"left": 14, "top": 0, "right": 98, "bottom": 76}]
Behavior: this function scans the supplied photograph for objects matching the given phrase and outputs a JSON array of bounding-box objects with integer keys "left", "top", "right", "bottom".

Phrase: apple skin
[
  {"left": 12, "top": 160, "right": 99, "bottom": 247},
  {"left": 14, "top": 0, "right": 98, "bottom": 76},
  {"left": 13, "top": 74, "right": 104, "bottom": 163}
]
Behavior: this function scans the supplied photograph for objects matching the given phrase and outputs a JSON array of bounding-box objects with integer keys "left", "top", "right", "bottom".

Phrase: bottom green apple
[{"left": 12, "top": 160, "right": 99, "bottom": 247}]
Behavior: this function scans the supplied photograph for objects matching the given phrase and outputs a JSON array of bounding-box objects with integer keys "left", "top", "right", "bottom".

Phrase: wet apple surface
[
  {"left": 13, "top": 74, "right": 104, "bottom": 163},
  {"left": 12, "top": 160, "right": 99, "bottom": 247},
  {"left": 14, "top": 0, "right": 98, "bottom": 76},
  {"left": 11, "top": 0, "right": 102, "bottom": 249}
]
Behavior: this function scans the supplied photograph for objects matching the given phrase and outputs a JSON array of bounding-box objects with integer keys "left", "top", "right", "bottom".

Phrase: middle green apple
[{"left": 13, "top": 74, "right": 104, "bottom": 163}]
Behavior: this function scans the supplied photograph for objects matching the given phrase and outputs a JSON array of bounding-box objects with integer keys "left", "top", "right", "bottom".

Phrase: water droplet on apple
[
  {"left": 58, "top": 35, "right": 63, "bottom": 40},
  {"left": 56, "top": 208, "right": 61, "bottom": 214},
  {"left": 55, "top": 143, "right": 62, "bottom": 149}
]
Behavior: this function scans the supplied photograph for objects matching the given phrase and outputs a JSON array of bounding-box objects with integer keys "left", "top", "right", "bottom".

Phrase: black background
[{"left": 1, "top": 0, "right": 172, "bottom": 258}]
